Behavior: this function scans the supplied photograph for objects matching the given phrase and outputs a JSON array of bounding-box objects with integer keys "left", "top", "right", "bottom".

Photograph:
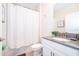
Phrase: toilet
[{"left": 30, "top": 43, "right": 43, "bottom": 56}]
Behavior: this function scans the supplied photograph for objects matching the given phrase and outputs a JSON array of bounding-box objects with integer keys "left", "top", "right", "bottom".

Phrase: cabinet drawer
[
  {"left": 42, "top": 39, "right": 54, "bottom": 50},
  {"left": 42, "top": 39, "right": 56, "bottom": 48}
]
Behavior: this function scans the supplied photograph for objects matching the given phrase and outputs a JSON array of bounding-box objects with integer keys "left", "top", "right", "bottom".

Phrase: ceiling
[
  {"left": 54, "top": 3, "right": 79, "bottom": 13},
  {"left": 14, "top": 3, "right": 40, "bottom": 12},
  {"left": 54, "top": 3, "right": 79, "bottom": 19}
]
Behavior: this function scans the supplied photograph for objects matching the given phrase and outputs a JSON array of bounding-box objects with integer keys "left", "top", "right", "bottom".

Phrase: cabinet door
[
  {"left": 43, "top": 46, "right": 52, "bottom": 56},
  {"left": 53, "top": 50, "right": 67, "bottom": 56},
  {"left": 42, "top": 38, "right": 54, "bottom": 56}
]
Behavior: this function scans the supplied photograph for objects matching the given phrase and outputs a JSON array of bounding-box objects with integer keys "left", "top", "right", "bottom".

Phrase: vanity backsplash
[{"left": 57, "top": 32, "right": 79, "bottom": 40}]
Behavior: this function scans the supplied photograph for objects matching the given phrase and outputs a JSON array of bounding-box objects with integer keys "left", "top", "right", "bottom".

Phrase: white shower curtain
[{"left": 7, "top": 4, "right": 40, "bottom": 49}]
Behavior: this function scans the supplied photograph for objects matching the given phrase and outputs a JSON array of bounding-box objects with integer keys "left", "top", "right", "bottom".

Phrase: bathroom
[{"left": 0, "top": 3, "right": 79, "bottom": 56}]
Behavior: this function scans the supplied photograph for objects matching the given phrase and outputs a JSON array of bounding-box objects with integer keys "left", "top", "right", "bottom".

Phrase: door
[
  {"left": 0, "top": 4, "right": 2, "bottom": 55},
  {"left": 0, "top": 4, "right": 2, "bottom": 38}
]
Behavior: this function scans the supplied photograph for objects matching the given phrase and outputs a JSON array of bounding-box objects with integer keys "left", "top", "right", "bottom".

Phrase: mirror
[{"left": 65, "top": 12, "right": 79, "bottom": 34}]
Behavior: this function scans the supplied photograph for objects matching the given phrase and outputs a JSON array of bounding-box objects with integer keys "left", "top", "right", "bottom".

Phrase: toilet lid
[{"left": 31, "top": 43, "right": 42, "bottom": 50}]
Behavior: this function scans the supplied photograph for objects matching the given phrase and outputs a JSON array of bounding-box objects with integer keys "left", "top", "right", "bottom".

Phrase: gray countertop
[{"left": 42, "top": 36, "right": 79, "bottom": 50}]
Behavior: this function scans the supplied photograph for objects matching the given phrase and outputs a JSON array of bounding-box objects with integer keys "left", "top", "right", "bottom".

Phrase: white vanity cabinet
[
  {"left": 42, "top": 38, "right": 79, "bottom": 56},
  {"left": 42, "top": 38, "right": 66, "bottom": 56}
]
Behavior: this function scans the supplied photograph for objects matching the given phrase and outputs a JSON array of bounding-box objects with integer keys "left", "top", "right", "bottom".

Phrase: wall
[
  {"left": 65, "top": 12, "right": 79, "bottom": 33},
  {"left": 54, "top": 3, "right": 79, "bottom": 33},
  {"left": 40, "top": 3, "right": 55, "bottom": 37}
]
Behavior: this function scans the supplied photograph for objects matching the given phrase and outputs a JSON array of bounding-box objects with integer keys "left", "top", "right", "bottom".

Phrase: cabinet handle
[
  {"left": 53, "top": 53, "right": 54, "bottom": 56},
  {"left": 51, "top": 52, "right": 55, "bottom": 56},
  {"left": 51, "top": 52, "right": 52, "bottom": 56}
]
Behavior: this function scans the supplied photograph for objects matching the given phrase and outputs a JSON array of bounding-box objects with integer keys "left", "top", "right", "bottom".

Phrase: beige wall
[
  {"left": 54, "top": 3, "right": 79, "bottom": 33},
  {"left": 40, "top": 3, "right": 55, "bottom": 37}
]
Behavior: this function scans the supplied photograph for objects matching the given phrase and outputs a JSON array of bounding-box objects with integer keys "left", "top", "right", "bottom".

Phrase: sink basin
[{"left": 52, "top": 37, "right": 70, "bottom": 42}]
